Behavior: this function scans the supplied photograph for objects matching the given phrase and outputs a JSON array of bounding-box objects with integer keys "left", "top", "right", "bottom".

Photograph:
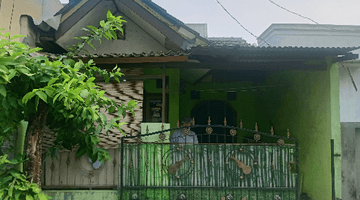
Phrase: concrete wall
[
  {"left": 258, "top": 24, "right": 360, "bottom": 199},
  {"left": 177, "top": 64, "right": 339, "bottom": 200},
  {"left": 341, "top": 122, "right": 360, "bottom": 200},
  {"left": 185, "top": 23, "right": 208, "bottom": 38},
  {"left": 258, "top": 24, "right": 360, "bottom": 47},
  {"left": 44, "top": 190, "right": 118, "bottom": 200},
  {"left": 339, "top": 64, "right": 360, "bottom": 122},
  {"left": 261, "top": 64, "right": 339, "bottom": 200}
]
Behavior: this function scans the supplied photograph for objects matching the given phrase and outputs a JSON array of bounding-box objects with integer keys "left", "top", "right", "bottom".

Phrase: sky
[{"left": 59, "top": 0, "right": 360, "bottom": 45}]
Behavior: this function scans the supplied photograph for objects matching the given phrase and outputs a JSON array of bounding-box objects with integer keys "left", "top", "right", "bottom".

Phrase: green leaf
[
  {"left": 53, "top": 92, "right": 64, "bottom": 103},
  {"left": 61, "top": 71, "right": 70, "bottom": 80},
  {"left": 30, "top": 184, "right": 40, "bottom": 193},
  {"left": 47, "top": 78, "right": 58, "bottom": 86},
  {"left": 37, "top": 193, "right": 47, "bottom": 200},
  {"left": 81, "top": 28, "right": 90, "bottom": 34},
  {"left": 0, "top": 65, "right": 9, "bottom": 74},
  {"left": 79, "top": 89, "right": 89, "bottom": 98},
  {"left": 0, "top": 176, "right": 13, "bottom": 186},
  {"left": 28, "top": 47, "right": 43, "bottom": 54},
  {"left": 10, "top": 35, "right": 26, "bottom": 40},
  {"left": 87, "top": 26, "right": 98, "bottom": 31},
  {"left": 26, "top": 194, "right": 34, "bottom": 200},
  {"left": 35, "top": 91, "right": 47, "bottom": 103},
  {"left": 22, "top": 92, "right": 35, "bottom": 104},
  {"left": 14, "top": 191, "right": 21, "bottom": 199},
  {"left": 0, "top": 189, "right": 5, "bottom": 198},
  {"left": 8, "top": 69, "right": 16, "bottom": 80},
  {"left": 100, "top": 113, "right": 107, "bottom": 124},
  {"left": 122, "top": 108, "right": 127, "bottom": 118},
  {"left": 108, "top": 106, "right": 116, "bottom": 113},
  {"left": 95, "top": 125, "right": 102, "bottom": 134},
  {"left": 90, "top": 135, "right": 100, "bottom": 145},
  {"left": 109, "top": 30, "right": 117, "bottom": 40},
  {"left": 0, "top": 85, "right": 6, "bottom": 97},
  {"left": 4, "top": 32, "right": 10, "bottom": 38},
  {"left": 40, "top": 76, "right": 52, "bottom": 83},
  {"left": 35, "top": 96, "right": 39, "bottom": 110},
  {"left": 86, "top": 77, "right": 95, "bottom": 83},
  {"left": 8, "top": 182, "right": 14, "bottom": 196},
  {"left": 100, "top": 20, "right": 105, "bottom": 27},
  {"left": 9, "top": 171, "right": 26, "bottom": 182},
  {"left": 107, "top": 10, "right": 112, "bottom": 19},
  {"left": 76, "top": 148, "right": 86, "bottom": 158}
]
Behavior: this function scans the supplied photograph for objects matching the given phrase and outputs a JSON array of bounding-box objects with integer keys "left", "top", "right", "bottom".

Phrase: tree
[{"left": 0, "top": 10, "right": 134, "bottom": 194}]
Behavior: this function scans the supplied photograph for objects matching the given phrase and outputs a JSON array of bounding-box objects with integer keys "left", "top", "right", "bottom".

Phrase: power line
[
  {"left": 267, "top": 0, "right": 340, "bottom": 32},
  {"left": 268, "top": 0, "right": 319, "bottom": 24},
  {"left": 215, "top": 0, "right": 270, "bottom": 46}
]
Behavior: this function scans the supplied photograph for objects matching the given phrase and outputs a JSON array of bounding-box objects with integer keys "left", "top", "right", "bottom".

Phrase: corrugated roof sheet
[
  {"left": 31, "top": 50, "right": 190, "bottom": 60},
  {"left": 208, "top": 37, "right": 251, "bottom": 47},
  {"left": 30, "top": 46, "right": 359, "bottom": 63},
  {"left": 190, "top": 45, "right": 360, "bottom": 55}
]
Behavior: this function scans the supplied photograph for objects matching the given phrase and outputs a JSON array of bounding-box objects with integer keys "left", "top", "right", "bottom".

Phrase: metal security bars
[{"left": 120, "top": 122, "right": 299, "bottom": 200}]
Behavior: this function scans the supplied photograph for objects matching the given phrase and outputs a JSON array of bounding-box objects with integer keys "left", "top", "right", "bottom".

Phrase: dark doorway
[{"left": 191, "top": 100, "right": 237, "bottom": 143}]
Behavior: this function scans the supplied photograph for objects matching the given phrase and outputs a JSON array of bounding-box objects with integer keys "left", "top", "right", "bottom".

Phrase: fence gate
[{"left": 120, "top": 122, "right": 299, "bottom": 200}]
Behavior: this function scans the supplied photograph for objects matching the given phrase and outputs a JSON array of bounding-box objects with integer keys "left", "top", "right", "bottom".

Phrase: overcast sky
[{"left": 59, "top": 0, "right": 360, "bottom": 44}]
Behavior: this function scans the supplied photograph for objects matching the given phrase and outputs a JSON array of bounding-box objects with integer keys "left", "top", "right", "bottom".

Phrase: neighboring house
[
  {"left": 4, "top": 1, "right": 359, "bottom": 200},
  {"left": 0, "top": 0, "right": 64, "bottom": 51},
  {"left": 257, "top": 23, "right": 360, "bottom": 200}
]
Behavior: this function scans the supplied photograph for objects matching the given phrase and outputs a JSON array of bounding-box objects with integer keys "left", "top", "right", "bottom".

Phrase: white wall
[
  {"left": 185, "top": 23, "right": 208, "bottom": 38},
  {"left": 339, "top": 64, "right": 360, "bottom": 122},
  {"left": 258, "top": 24, "right": 360, "bottom": 48},
  {"left": 258, "top": 24, "right": 360, "bottom": 122}
]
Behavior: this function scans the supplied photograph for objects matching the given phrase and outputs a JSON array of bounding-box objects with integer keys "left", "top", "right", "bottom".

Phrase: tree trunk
[{"left": 23, "top": 101, "right": 48, "bottom": 188}]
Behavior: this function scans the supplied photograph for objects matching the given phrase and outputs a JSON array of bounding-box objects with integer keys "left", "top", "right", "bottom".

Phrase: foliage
[
  {"left": 0, "top": 9, "right": 132, "bottom": 199},
  {"left": 0, "top": 10, "right": 133, "bottom": 164},
  {"left": 0, "top": 155, "right": 51, "bottom": 200}
]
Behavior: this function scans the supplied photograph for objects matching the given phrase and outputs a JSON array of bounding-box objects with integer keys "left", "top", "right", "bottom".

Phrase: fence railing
[{"left": 120, "top": 124, "right": 300, "bottom": 200}]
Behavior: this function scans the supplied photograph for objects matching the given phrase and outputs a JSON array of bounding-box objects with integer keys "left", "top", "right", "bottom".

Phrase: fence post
[{"left": 331, "top": 139, "right": 335, "bottom": 200}]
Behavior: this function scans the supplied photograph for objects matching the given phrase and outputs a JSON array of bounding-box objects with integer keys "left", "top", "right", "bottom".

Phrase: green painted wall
[
  {"left": 329, "top": 63, "right": 341, "bottom": 199},
  {"left": 143, "top": 68, "right": 180, "bottom": 130},
  {"left": 177, "top": 64, "right": 340, "bottom": 200},
  {"left": 257, "top": 64, "right": 339, "bottom": 200},
  {"left": 44, "top": 190, "right": 118, "bottom": 200}
]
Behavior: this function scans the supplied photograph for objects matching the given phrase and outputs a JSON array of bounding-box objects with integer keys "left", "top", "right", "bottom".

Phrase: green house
[{"left": 14, "top": 0, "right": 359, "bottom": 199}]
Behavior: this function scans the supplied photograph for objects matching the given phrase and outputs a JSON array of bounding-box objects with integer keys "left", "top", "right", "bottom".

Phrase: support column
[{"left": 162, "top": 66, "right": 166, "bottom": 123}]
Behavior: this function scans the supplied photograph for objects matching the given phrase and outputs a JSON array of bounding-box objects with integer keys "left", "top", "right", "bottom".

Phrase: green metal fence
[{"left": 120, "top": 125, "right": 299, "bottom": 200}]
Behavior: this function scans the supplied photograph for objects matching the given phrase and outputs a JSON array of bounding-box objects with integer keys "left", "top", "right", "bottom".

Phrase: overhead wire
[
  {"left": 215, "top": 0, "right": 270, "bottom": 46},
  {"left": 267, "top": 0, "right": 352, "bottom": 32},
  {"left": 268, "top": 0, "right": 319, "bottom": 25},
  {"left": 267, "top": 0, "right": 359, "bottom": 91},
  {"left": 217, "top": 0, "right": 360, "bottom": 45}
]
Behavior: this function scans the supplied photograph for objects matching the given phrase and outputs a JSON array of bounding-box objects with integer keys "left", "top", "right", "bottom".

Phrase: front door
[{"left": 191, "top": 100, "right": 237, "bottom": 143}]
